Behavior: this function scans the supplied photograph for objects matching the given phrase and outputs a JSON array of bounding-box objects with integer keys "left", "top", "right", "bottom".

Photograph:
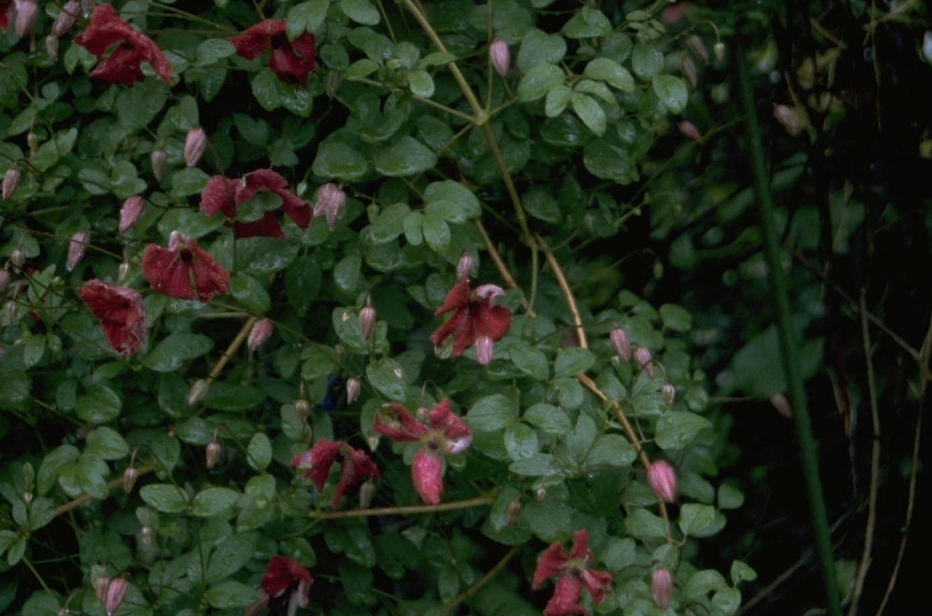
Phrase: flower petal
[
  {"left": 372, "top": 404, "right": 428, "bottom": 442},
  {"left": 77, "top": 280, "right": 147, "bottom": 356},
  {"left": 543, "top": 575, "right": 587, "bottom": 616},
  {"left": 411, "top": 449, "right": 444, "bottom": 505},
  {"left": 533, "top": 542, "right": 569, "bottom": 589}
]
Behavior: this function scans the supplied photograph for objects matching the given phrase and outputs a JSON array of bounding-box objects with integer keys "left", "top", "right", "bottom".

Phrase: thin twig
[
  {"left": 308, "top": 494, "right": 495, "bottom": 520},
  {"left": 53, "top": 466, "right": 153, "bottom": 517},
  {"left": 536, "top": 233, "right": 587, "bottom": 350},
  {"left": 474, "top": 219, "right": 533, "bottom": 316},
  {"left": 206, "top": 316, "right": 257, "bottom": 383},
  {"left": 441, "top": 545, "right": 521, "bottom": 614}
]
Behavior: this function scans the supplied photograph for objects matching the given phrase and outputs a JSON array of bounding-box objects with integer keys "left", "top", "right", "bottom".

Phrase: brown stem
[
  {"left": 53, "top": 466, "right": 153, "bottom": 517},
  {"left": 536, "top": 233, "right": 587, "bottom": 349},
  {"left": 441, "top": 544, "right": 521, "bottom": 614},
  {"left": 207, "top": 316, "right": 258, "bottom": 383},
  {"left": 308, "top": 494, "right": 495, "bottom": 520}
]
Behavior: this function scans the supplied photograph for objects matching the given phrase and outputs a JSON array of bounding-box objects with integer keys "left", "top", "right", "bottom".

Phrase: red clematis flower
[
  {"left": 0, "top": 0, "right": 13, "bottom": 31},
  {"left": 371, "top": 399, "right": 472, "bottom": 505},
  {"left": 428, "top": 279, "right": 512, "bottom": 364},
  {"left": 77, "top": 280, "right": 147, "bottom": 356},
  {"left": 532, "top": 529, "right": 613, "bottom": 616},
  {"left": 229, "top": 19, "right": 315, "bottom": 86},
  {"left": 141, "top": 231, "right": 229, "bottom": 302},
  {"left": 74, "top": 4, "right": 172, "bottom": 87},
  {"left": 254, "top": 556, "right": 312, "bottom": 616},
  {"left": 200, "top": 169, "right": 312, "bottom": 239},
  {"left": 291, "top": 440, "right": 380, "bottom": 508}
]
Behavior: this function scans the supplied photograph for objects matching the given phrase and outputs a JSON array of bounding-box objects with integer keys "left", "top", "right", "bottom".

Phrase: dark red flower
[
  {"left": 77, "top": 280, "right": 147, "bottom": 356},
  {"left": 428, "top": 279, "right": 512, "bottom": 362},
  {"left": 230, "top": 19, "right": 315, "bottom": 86},
  {"left": 371, "top": 399, "right": 471, "bottom": 505},
  {"left": 141, "top": 231, "right": 229, "bottom": 301},
  {"left": 532, "top": 529, "right": 612, "bottom": 616},
  {"left": 200, "top": 169, "right": 312, "bottom": 239},
  {"left": 75, "top": 4, "right": 172, "bottom": 87},
  {"left": 260, "top": 556, "right": 312, "bottom": 612},
  {"left": 0, "top": 0, "right": 13, "bottom": 31},
  {"left": 291, "top": 440, "right": 380, "bottom": 508}
]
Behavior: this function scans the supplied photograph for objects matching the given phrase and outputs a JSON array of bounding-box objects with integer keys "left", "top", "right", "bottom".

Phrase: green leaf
[
  {"left": 0, "top": 368, "right": 30, "bottom": 410},
  {"left": 517, "top": 29, "right": 566, "bottom": 71},
  {"left": 585, "top": 433, "right": 637, "bottom": 469},
  {"left": 28, "top": 497, "right": 55, "bottom": 531},
  {"left": 562, "top": 7, "right": 612, "bottom": 38},
  {"left": 504, "top": 424, "right": 539, "bottom": 460},
  {"left": 408, "top": 70, "right": 435, "bottom": 97},
  {"left": 334, "top": 254, "right": 362, "bottom": 294},
  {"left": 313, "top": 140, "right": 370, "bottom": 180},
  {"left": 508, "top": 452, "right": 559, "bottom": 477},
  {"left": 285, "top": 255, "right": 322, "bottom": 314},
  {"left": 342, "top": 0, "right": 380, "bottom": 25},
  {"left": 205, "top": 580, "right": 257, "bottom": 608},
  {"left": 718, "top": 484, "right": 745, "bottom": 510},
  {"left": 37, "top": 445, "right": 79, "bottom": 495},
  {"left": 714, "top": 587, "right": 742, "bottom": 615},
  {"left": 30, "top": 128, "right": 77, "bottom": 172},
  {"left": 467, "top": 394, "right": 518, "bottom": 431},
  {"left": 195, "top": 39, "right": 236, "bottom": 66},
  {"left": 374, "top": 136, "right": 437, "bottom": 177},
  {"left": 631, "top": 43, "right": 663, "bottom": 80},
  {"left": 524, "top": 403, "right": 571, "bottom": 435},
  {"left": 366, "top": 359, "right": 407, "bottom": 401},
  {"left": 75, "top": 385, "right": 122, "bottom": 424},
  {"left": 504, "top": 340, "right": 549, "bottom": 380},
  {"left": 421, "top": 213, "right": 450, "bottom": 253},
  {"left": 523, "top": 189, "right": 562, "bottom": 223},
  {"left": 583, "top": 58, "right": 635, "bottom": 92},
  {"left": 570, "top": 92, "right": 606, "bottom": 136},
  {"left": 545, "top": 84, "right": 572, "bottom": 117},
  {"left": 302, "top": 344, "right": 340, "bottom": 380},
  {"left": 519, "top": 498, "right": 572, "bottom": 542},
  {"left": 369, "top": 202, "right": 411, "bottom": 243},
  {"left": 652, "top": 75, "right": 689, "bottom": 114},
  {"left": 85, "top": 427, "right": 129, "bottom": 460},
  {"left": 678, "top": 503, "right": 718, "bottom": 536},
  {"left": 517, "top": 63, "right": 564, "bottom": 103},
  {"left": 247, "top": 433, "right": 272, "bottom": 471},
  {"left": 345, "top": 58, "right": 380, "bottom": 79},
  {"left": 207, "top": 533, "right": 255, "bottom": 583},
  {"left": 659, "top": 303, "right": 692, "bottom": 332},
  {"left": 143, "top": 333, "right": 214, "bottom": 372},
  {"left": 288, "top": 0, "right": 330, "bottom": 38},
  {"left": 624, "top": 507, "right": 668, "bottom": 540},
  {"left": 140, "top": 484, "right": 189, "bottom": 514},
  {"left": 554, "top": 347, "right": 595, "bottom": 377},
  {"left": 655, "top": 411, "right": 712, "bottom": 450},
  {"left": 230, "top": 273, "right": 271, "bottom": 313},
  {"left": 730, "top": 560, "right": 757, "bottom": 585},
  {"left": 192, "top": 487, "right": 241, "bottom": 517},
  {"left": 685, "top": 569, "right": 727, "bottom": 599},
  {"left": 251, "top": 70, "right": 282, "bottom": 111},
  {"left": 424, "top": 180, "right": 481, "bottom": 220},
  {"left": 203, "top": 382, "right": 266, "bottom": 412}
]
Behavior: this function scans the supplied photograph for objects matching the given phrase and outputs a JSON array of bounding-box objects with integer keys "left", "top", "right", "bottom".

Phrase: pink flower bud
[
  {"left": 713, "top": 41, "right": 726, "bottom": 62},
  {"left": 104, "top": 577, "right": 127, "bottom": 615},
  {"left": 456, "top": 252, "right": 474, "bottom": 281},
  {"left": 247, "top": 318, "right": 274, "bottom": 351},
  {"left": 661, "top": 383, "right": 676, "bottom": 406},
  {"left": 474, "top": 284, "right": 504, "bottom": 303},
  {"left": 46, "top": 35, "right": 59, "bottom": 61},
  {"left": 53, "top": 1, "right": 80, "bottom": 37},
  {"left": 770, "top": 392, "right": 792, "bottom": 418},
  {"left": 150, "top": 149, "right": 167, "bottom": 181},
  {"left": 3, "top": 167, "right": 21, "bottom": 200},
  {"left": 346, "top": 377, "right": 361, "bottom": 404},
  {"left": 651, "top": 567, "right": 673, "bottom": 610},
  {"left": 66, "top": 231, "right": 89, "bottom": 272},
  {"left": 678, "top": 121, "right": 702, "bottom": 142},
  {"left": 94, "top": 575, "right": 110, "bottom": 604},
  {"left": 680, "top": 56, "right": 698, "bottom": 89},
  {"left": 359, "top": 305, "right": 376, "bottom": 341},
  {"left": 505, "top": 499, "right": 522, "bottom": 524},
  {"left": 119, "top": 196, "right": 145, "bottom": 233},
  {"left": 489, "top": 38, "right": 511, "bottom": 77},
  {"left": 647, "top": 460, "right": 677, "bottom": 503},
  {"left": 610, "top": 327, "right": 631, "bottom": 362},
  {"left": 687, "top": 35, "right": 708, "bottom": 64},
  {"left": 10, "top": 247, "right": 25, "bottom": 270},
  {"left": 634, "top": 346, "right": 654, "bottom": 378},
  {"left": 314, "top": 183, "right": 346, "bottom": 229},
  {"left": 187, "top": 379, "right": 209, "bottom": 406},
  {"left": 206, "top": 441, "right": 221, "bottom": 469},
  {"left": 294, "top": 398, "right": 310, "bottom": 421},
  {"left": 475, "top": 334, "right": 494, "bottom": 365},
  {"left": 184, "top": 127, "right": 207, "bottom": 167},
  {"left": 122, "top": 467, "right": 138, "bottom": 494},
  {"left": 14, "top": 0, "right": 38, "bottom": 38}
]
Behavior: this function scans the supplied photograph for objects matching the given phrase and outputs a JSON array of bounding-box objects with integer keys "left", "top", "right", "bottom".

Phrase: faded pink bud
[
  {"left": 610, "top": 327, "right": 631, "bottom": 363},
  {"left": 46, "top": 34, "right": 59, "bottom": 61},
  {"left": 150, "top": 149, "right": 167, "bottom": 181},
  {"left": 456, "top": 252, "right": 474, "bottom": 281},
  {"left": 661, "top": 383, "right": 676, "bottom": 406},
  {"left": 247, "top": 318, "right": 274, "bottom": 351},
  {"left": 5, "top": 300, "right": 17, "bottom": 322},
  {"left": 651, "top": 567, "right": 673, "bottom": 610},
  {"left": 678, "top": 121, "right": 702, "bottom": 142},
  {"left": 773, "top": 104, "right": 808, "bottom": 136},
  {"left": 206, "top": 441, "right": 221, "bottom": 469},
  {"left": 505, "top": 499, "right": 522, "bottom": 524},
  {"left": 647, "top": 460, "right": 677, "bottom": 503},
  {"left": 184, "top": 127, "right": 207, "bottom": 167},
  {"left": 118, "top": 262, "right": 131, "bottom": 282},
  {"left": 94, "top": 575, "right": 110, "bottom": 605},
  {"left": 770, "top": 392, "right": 792, "bottom": 418},
  {"left": 53, "top": 1, "right": 80, "bottom": 37},
  {"left": 23, "top": 490, "right": 32, "bottom": 504},
  {"left": 475, "top": 334, "right": 494, "bottom": 365},
  {"left": 489, "top": 38, "right": 511, "bottom": 77},
  {"left": 3, "top": 167, "right": 21, "bottom": 200},
  {"left": 122, "top": 467, "right": 138, "bottom": 494},
  {"left": 119, "top": 196, "right": 145, "bottom": 233},
  {"left": 713, "top": 41, "right": 726, "bottom": 62},
  {"left": 359, "top": 305, "right": 376, "bottom": 341},
  {"left": 680, "top": 56, "right": 698, "bottom": 89},
  {"left": 367, "top": 434, "right": 380, "bottom": 451},
  {"left": 0, "top": 269, "right": 9, "bottom": 292},
  {"left": 634, "top": 345, "right": 654, "bottom": 378},
  {"left": 474, "top": 284, "right": 504, "bottom": 303},
  {"left": 346, "top": 377, "right": 361, "bottom": 404},
  {"left": 27, "top": 132, "right": 37, "bottom": 154},
  {"left": 139, "top": 525, "right": 153, "bottom": 549},
  {"left": 536, "top": 486, "right": 546, "bottom": 501},
  {"left": 104, "top": 577, "right": 127, "bottom": 615},
  {"left": 187, "top": 379, "right": 209, "bottom": 406},
  {"left": 686, "top": 35, "right": 708, "bottom": 64},
  {"left": 359, "top": 480, "right": 376, "bottom": 508},
  {"left": 294, "top": 398, "right": 310, "bottom": 421},
  {"left": 66, "top": 231, "right": 89, "bottom": 272},
  {"left": 314, "top": 183, "right": 346, "bottom": 229},
  {"left": 10, "top": 248, "right": 25, "bottom": 269},
  {"left": 14, "top": 0, "right": 38, "bottom": 38}
]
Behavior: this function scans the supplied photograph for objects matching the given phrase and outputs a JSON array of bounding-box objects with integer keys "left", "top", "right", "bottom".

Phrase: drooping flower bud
[
  {"left": 10, "top": 247, "right": 25, "bottom": 270},
  {"left": 184, "top": 127, "right": 207, "bottom": 167},
  {"left": 367, "top": 434, "right": 380, "bottom": 451},
  {"left": 651, "top": 567, "right": 673, "bottom": 610},
  {"left": 94, "top": 575, "right": 110, "bottom": 605},
  {"left": 634, "top": 346, "right": 654, "bottom": 378},
  {"left": 647, "top": 460, "right": 677, "bottom": 503},
  {"left": 139, "top": 525, "right": 153, "bottom": 549},
  {"left": 53, "top": 1, "right": 80, "bottom": 37},
  {"left": 119, "top": 196, "right": 145, "bottom": 233},
  {"left": 14, "top": 0, "right": 38, "bottom": 38},
  {"left": 678, "top": 121, "right": 702, "bottom": 142},
  {"left": 359, "top": 304, "right": 376, "bottom": 341},
  {"left": 661, "top": 383, "right": 676, "bottom": 406},
  {"left": 23, "top": 490, "right": 32, "bottom": 504},
  {"left": 474, "top": 283, "right": 505, "bottom": 303},
  {"left": 46, "top": 35, "right": 60, "bottom": 61},
  {"left": 610, "top": 327, "right": 631, "bottom": 363},
  {"left": 475, "top": 334, "right": 494, "bottom": 365},
  {"left": 314, "top": 183, "right": 346, "bottom": 229},
  {"left": 118, "top": 262, "right": 131, "bottom": 282},
  {"left": 770, "top": 392, "right": 792, "bottom": 418},
  {"left": 359, "top": 480, "right": 376, "bottom": 508},
  {"left": 773, "top": 104, "right": 808, "bottom": 136},
  {"left": 456, "top": 252, "right": 474, "bottom": 281},
  {"left": 505, "top": 499, "right": 522, "bottom": 524},
  {"left": 686, "top": 35, "right": 708, "bottom": 64},
  {"left": 67, "top": 231, "right": 90, "bottom": 271},
  {"left": 713, "top": 41, "right": 726, "bottom": 62},
  {"left": 150, "top": 149, "right": 167, "bottom": 181},
  {"left": 3, "top": 167, "right": 21, "bottom": 200},
  {"left": 0, "top": 269, "right": 9, "bottom": 292},
  {"left": 326, "top": 70, "right": 343, "bottom": 98},
  {"left": 247, "top": 318, "right": 274, "bottom": 351},
  {"left": 27, "top": 132, "right": 38, "bottom": 154},
  {"left": 206, "top": 441, "right": 221, "bottom": 469},
  {"left": 536, "top": 486, "right": 546, "bottom": 501},
  {"left": 489, "top": 38, "right": 511, "bottom": 77},
  {"left": 104, "top": 577, "right": 128, "bottom": 616},
  {"left": 186, "top": 379, "right": 209, "bottom": 406},
  {"left": 122, "top": 466, "right": 138, "bottom": 494},
  {"left": 5, "top": 300, "right": 18, "bottom": 322},
  {"left": 346, "top": 377, "right": 361, "bottom": 404},
  {"left": 294, "top": 398, "right": 310, "bottom": 421}
]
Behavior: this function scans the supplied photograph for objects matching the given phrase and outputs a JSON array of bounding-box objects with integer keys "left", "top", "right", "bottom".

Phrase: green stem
[{"left": 735, "top": 41, "right": 842, "bottom": 616}]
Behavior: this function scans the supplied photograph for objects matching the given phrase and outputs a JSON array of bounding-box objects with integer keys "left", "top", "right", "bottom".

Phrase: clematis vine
[
  {"left": 371, "top": 399, "right": 471, "bottom": 505},
  {"left": 245, "top": 556, "right": 312, "bottom": 616},
  {"left": 428, "top": 279, "right": 512, "bottom": 365},
  {"left": 141, "top": 231, "right": 229, "bottom": 301},
  {"left": 74, "top": 4, "right": 172, "bottom": 87},
  {"left": 230, "top": 19, "right": 316, "bottom": 86},
  {"left": 291, "top": 440, "right": 380, "bottom": 508},
  {"left": 77, "top": 280, "right": 147, "bottom": 356},
  {"left": 532, "top": 529, "right": 613, "bottom": 616},
  {"left": 200, "top": 169, "right": 312, "bottom": 239}
]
